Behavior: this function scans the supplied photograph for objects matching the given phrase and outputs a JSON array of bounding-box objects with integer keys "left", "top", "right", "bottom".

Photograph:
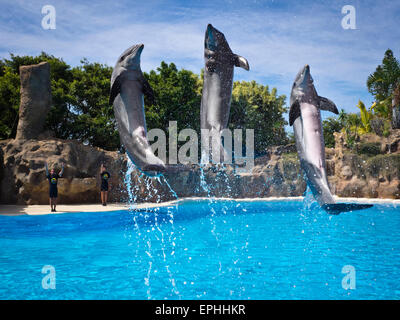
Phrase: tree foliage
[
  {"left": 0, "top": 52, "right": 73, "bottom": 140},
  {"left": 0, "top": 65, "right": 19, "bottom": 139},
  {"left": 323, "top": 49, "right": 400, "bottom": 148},
  {"left": 323, "top": 115, "right": 344, "bottom": 148},
  {"left": 230, "top": 80, "right": 287, "bottom": 155},
  {"left": 0, "top": 53, "right": 288, "bottom": 154},
  {"left": 367, "top": 49, "right": 400, "bottom": 102},
  {"left": 144, "top": 61, "right": 201, "bottom": 134},
  {"left": 67, "top": 59, "right": 117, "bottom": 150},
  {"left": 0, "top": 53, "right": 119, "bottom": 149}
]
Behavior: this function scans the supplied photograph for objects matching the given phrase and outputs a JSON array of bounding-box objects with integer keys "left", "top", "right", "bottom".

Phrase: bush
[{"left": 356, "top": 142, "right": 381, "bottom": 156}]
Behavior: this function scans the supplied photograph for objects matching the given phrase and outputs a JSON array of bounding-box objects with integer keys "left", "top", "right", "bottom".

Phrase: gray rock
[{"left": 16, "top": 62, "right": 52, "bottom": 140}]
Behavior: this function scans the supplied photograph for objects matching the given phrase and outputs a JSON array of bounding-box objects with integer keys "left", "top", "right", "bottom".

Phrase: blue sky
[{"left": 1, "top": 0, "right": 400, "bottom": 129}]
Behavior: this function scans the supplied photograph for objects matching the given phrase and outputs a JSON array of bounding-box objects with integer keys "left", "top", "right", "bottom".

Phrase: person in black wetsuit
[
  {"left": 100, "top": 164, "right": 111, "bottom": 206},
  {"left": 45, "top": 162, "right": 64, "bottom": 212}
]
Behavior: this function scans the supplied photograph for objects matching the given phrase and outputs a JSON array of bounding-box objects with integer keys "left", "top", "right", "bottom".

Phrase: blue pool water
[{"left": 0, "top": 199, "right": 399, "bottom": 300}]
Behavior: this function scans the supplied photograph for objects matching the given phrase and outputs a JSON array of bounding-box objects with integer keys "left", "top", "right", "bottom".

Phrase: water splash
[
  {"left": 161, "top": 175, "right": 178, "bottom": 200},
  {"left": 302, "top": 185, "right": 316, "bottom": 211},
  {"left": 123, "top": 159, "right": 180, "bottom": 299},
  {"left": 199, "top": 163, "right": 240, "bottom": 286},
  {"left": 199, "top": 164, "right": 218, "bottom": 237},
  {"left": 158, "top": 174, "right": 180, "bottom": 297}
]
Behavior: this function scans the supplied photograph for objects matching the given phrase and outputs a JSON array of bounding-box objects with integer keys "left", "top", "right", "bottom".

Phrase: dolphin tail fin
[
  {"left": 318, "top": 96, "right": 339, "bottom": 114},
  {"left": 234, "top": 54, "right": 250, "bottom": 71},
  {"left": 322, "top": 203, "right": 373, "bottom": 215}
]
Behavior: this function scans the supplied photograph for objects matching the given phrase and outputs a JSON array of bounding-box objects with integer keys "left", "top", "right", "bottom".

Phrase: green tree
[
  {"left": 0, "top": 53, "right": 118, "bottom": 149},
  {"left": 323, "top": 116, "right": 344, "bottom": 148},
  {"left": 0, "top": 66, "right": 20, "bottom": 139},
  {"left": 0, "top": 52, "right": 73, "bottom": 139},
  {"left": 1, "top": 54, "right": 288, "bottom": 155},
  {"left": 367, "top": 49, "right": 400, "bottom": 102},
  {"left": 144, "top": 61, "right": 201, "bottom": 134},
  {"left": 67, "top": 59, "right": 118, "bottom": 150},
  {"left": 230, "top": 80, "right": 287, "bottom": 155}
]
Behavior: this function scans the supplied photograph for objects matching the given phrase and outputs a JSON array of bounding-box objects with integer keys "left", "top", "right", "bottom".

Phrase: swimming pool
[{"left": 0, "top": 199, "right": 399, "bottom": 299}]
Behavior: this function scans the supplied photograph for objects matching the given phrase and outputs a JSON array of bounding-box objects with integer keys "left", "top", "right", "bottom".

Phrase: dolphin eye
[
  {"left": 119, "top": 54, "right": 128, "bottom": 62},
  {"left": 119, "top": 49, "right": 135, "bottom": 62}
]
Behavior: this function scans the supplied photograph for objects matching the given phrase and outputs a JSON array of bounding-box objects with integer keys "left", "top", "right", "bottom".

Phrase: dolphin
[
  {"left": 109, "top": 44, "right": 166, "bottom": 175},
  {"left": 289, "top": 65, "right": 372, "bottom": 214},
  {"left": 200, "top": 24, "right": 249, "bottom": 163}
]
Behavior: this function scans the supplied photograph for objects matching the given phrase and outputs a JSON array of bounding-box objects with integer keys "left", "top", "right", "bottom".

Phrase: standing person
[
  {"left": 100, "top": 164, "right": 111, "bottom": 206},
  {"left": 45, "top": 162, "right": 64, "bottom": 212}
]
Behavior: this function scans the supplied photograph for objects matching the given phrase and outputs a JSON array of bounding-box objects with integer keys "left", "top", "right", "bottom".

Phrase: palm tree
[{"left": 393, "top": 83, "right": 400, "bottom": 129}]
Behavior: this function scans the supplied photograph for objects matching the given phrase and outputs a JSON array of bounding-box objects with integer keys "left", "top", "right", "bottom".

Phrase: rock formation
[
  {"left": 0, "top": 139, "right": 126, "bottom": 204},
  {"left": 15, "top": 62, "right": 52, "bottom": 140},
  {"left": 0, "top": 130, "right": 399, "bottom": 205},
  {"left": 328, "top": 131, "right": 400, "bottom": 199}
]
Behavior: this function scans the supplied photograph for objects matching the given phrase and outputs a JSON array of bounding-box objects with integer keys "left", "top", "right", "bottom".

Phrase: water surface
[{"left": 0, "top": 200, "right": 399, "bottom": 299}]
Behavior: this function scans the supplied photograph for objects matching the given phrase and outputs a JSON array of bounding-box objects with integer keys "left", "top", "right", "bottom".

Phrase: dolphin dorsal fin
[
  {"left": 234, "top": 54, "right": 250, "bottom": 70},
  {"left": 318, "top": 96, "right": 339, "bottom": 114}
]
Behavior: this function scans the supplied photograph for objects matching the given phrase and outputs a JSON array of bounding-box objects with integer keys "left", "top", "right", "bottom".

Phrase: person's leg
[
  {"left": 101, "top": 191, "right": 104, "bottom": 205},
  {"left": 49, "top": 197, "right": 52, "bottom": 211},
  {"left": 54, "top": 197, "right": 57, "bottom": 212},
  {"left": 104, "top": 191, "right": 108, "bottom": 205}
]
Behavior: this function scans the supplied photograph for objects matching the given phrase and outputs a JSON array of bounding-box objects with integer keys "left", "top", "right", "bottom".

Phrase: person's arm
[
  {"left": 45, "top": 162, "right": 49, "bottom": 177},
  {"left": 59, "top": 163, "right": 64, "bottom": 177}
]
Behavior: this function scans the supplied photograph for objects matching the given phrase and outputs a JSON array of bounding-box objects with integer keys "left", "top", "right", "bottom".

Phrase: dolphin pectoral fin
[
  {"left": 289, "top": 100, "right": 301, "bottom": 126},
  {"left": 109, "top": 75, "right": 121, "bottom": 105},
  {"left": 318, "top": 96, "right": 339, "bottom": 114},
  {"left": 322, "top": 203, "right": 373, "bottom": 215},
  {"left": 141, "top": 77, "right": 156, "bottom": 105},
  {"left": 234, "top": 54, "right": 250, "bottom": 71}
]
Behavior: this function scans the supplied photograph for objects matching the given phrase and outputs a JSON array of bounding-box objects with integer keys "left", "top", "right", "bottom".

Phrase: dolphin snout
[
  {"left": 205, "top": 24, "right": 217, "bottom": 50},
  {"left": 136, "top": 44, "right": 144, "bottom": 54},
  {"left": 302, "top": 64, "right": 312, "bottom": 82}
]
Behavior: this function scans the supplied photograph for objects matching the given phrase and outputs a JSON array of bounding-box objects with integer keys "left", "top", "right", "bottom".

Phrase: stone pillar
[
  {"left": 392, "top": 84, "right": 400, "bottom": 129},
  {"left": 15, "top": 62, "right": 52, "bottom": 140}
]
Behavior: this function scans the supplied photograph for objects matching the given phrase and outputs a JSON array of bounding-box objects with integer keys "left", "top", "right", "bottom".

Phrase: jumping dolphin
[
  {"left": 289, "top": 65, "right": 372, "bottom": 214},
  {"left": 110, "top": 44, "right": 166, "bottom": 175},
  {"left": 200, "top": 24, "right": 249, "bottom": 163}
]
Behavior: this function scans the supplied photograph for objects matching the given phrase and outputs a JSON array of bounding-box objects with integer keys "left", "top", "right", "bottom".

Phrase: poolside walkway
[
  {"left": 0, "top": 196, "right": 398, "bottom": 216},
  {"left": 0, "top": 201, "right": 179, "bottom": 216}
]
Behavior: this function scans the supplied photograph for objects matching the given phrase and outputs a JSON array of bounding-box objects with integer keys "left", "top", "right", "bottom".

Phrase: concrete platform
[{"left": 0, "top": 201, "right": 179, "bottom": 216}]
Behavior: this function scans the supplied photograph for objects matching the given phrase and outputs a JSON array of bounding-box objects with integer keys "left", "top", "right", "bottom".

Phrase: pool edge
[{"left": 0, "top": 196, "right": 398, "bottom": 216}]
